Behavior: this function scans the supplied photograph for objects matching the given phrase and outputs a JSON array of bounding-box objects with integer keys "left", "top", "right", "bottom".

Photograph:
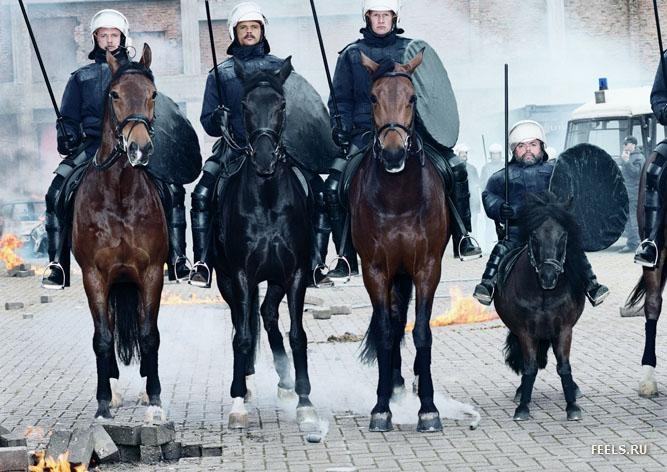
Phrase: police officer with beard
[
  {"left": 323, "top": 0, "right": 482, "bottom": 278},
  {"left": 190, "top": 2, "right": 332, "bottom": 288},
  {"left": 473, "top": 120, "right": 609, "bottom": 307},
  {"left": 42, "top": 9, "right": 190, "bottom": 289}
]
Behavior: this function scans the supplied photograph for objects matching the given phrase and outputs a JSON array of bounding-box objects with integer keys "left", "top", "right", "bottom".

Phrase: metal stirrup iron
[
  {"left": 635, "top": 239, "right": 659, "bottom": 267},
  {"left": 41, "top": 262, "right": 66, "bottom": 290},
  {"left": 189, "top": 261, "right": 211, "bottom": 288}
]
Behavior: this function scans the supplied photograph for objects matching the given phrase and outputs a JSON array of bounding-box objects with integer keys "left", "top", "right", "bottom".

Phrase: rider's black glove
[
  {"left": 57, "top": 132, "right": 80, "bottom": 156},
  {"left": 331, "top": 126, "right": 351, "bottom": 149},
  {"left": 499, "top": 202, "right": 515, "bottom": 220}
]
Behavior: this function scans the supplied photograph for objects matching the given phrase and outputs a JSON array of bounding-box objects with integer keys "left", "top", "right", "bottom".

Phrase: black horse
[
  {"left": 213, "top": 57, "right": 318, "bottom": 429},
  {"left": 495, "top": 192, "right": 586, "bottom": 421}
]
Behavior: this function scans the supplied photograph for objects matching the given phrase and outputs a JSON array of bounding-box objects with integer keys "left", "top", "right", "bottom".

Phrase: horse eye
[
  {"left": 370, "top": 95, "right": 378, "bottom": 104},
  {"left": 109, "top": 91, "right": 120, "bottom": 100},
  {"left": 151, "top": 91, "right": 158, "bottom": 100},
  {"left": 409, "top": 95, "right": 417, "bottom": 104}
]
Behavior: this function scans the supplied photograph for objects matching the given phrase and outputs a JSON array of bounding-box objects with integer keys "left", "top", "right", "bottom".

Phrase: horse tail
[
  {"left": 504, "top": 331, "right": 550, "bottom": 374},
  {"left": 626, "top": 276, "right": 647, "bottom": 308},
  {"left": 360, "top": 314, "right": 380, "bottom": 364},
  {"left": 110, "top": 282, "right": 142, "bottom": 366}
]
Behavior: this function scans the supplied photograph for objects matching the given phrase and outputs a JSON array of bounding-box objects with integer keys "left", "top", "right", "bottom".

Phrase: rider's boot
[
  {"left": 449, "top": 158, "right": 482, "bottom": 261},
  {"left": 635, "top": 149, "right": 666, "bottom": 267},
  {"left": 166, "top": 205, "right": 191, "bottom": 282},
  {"left": 41, "top": 211, "right": 67, "bottom": 289},
  {"left": 473, "top": 241, "right": 511, "bottom": 305},
  {"left": 324, "top": 171, "right": 358, "bottom": 278},
  {"left": 582, "top": 255, "right": 609, "bottom": 307},
  {"left": 309, "top": 191, "right": 334, "bottom": 287}
]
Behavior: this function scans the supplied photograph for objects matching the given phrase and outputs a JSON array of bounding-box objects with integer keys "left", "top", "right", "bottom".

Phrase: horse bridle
[
  {"left": 94, "top": 70, "right": 156, "bottom": 170},
  {"left": 371, "top": 71, "right": 424, "bottom": 166},
  {"left": 528, "top": 234, "right": 567, "bottom": 277}
]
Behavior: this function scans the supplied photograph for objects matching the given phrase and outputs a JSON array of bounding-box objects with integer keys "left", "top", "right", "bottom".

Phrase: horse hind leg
[
  {"left": 261, "top": 284, "right": 296, "bottom": 400},
  {"left": 390, "top": 274, "right": 412, "bottom": 401}
]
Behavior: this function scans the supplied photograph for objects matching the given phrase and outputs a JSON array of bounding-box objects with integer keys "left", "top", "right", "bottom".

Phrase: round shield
[
  {"left": 283, "top": 72, "right": 338, "bottom": 173},
  {"left": 149, "top": 92, "right": 202, "bottom": 185},
  {"left": 403, "top": 40, "right": 459, "bottom": 149},
  {"left": 549, "top": 143, "right": 629, "bottom": 251}
]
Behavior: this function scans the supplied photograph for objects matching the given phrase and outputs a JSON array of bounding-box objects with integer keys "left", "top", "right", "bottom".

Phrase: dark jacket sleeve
[
  {"left": 651, "top": 53, "right": 667, "bottom": 125},
  {"left": 57, "top": 73, "right": 84, "bottom": 152},
  {"left": 328, "top": 49, "right": 355, "bottom": 132},
  {"left": 482, "top": 172, "right": 506, "bottom": 222},
  {"left": 200, "top": 71, "right": 222, "bottom": 137}
]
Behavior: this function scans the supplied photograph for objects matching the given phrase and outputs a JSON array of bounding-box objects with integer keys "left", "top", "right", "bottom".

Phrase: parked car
[{"left": 0, "top": 200, "right": 47, "bottom": 245}]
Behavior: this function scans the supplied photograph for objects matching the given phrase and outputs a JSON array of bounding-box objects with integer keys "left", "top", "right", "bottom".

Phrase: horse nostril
[
  {"left": 144, "top": 141, "right": 154, "bottom": 156},
  {"left": 129, "top": 142, "right": 138, "bottom": 154}
]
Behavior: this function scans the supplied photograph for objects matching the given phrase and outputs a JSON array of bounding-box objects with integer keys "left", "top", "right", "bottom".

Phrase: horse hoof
[
  {"left": 297, "top": 406, "right": 319, "bottom": 425},
  {"left": 95, "top": 401, "right": 112, "bottom": 420},
  {"left": 412, "top": 376, "right": 419, "bottom": 395},
  {"left": 392, "top": 384, "right": 406, "bottom": 401},
  {"left": 369, "top": 412, "right": 393, "bottom": 432},
  {"left": 144, "top": 405, "right": 166, "bottom": 424},
  {"left": 639, "top": 366, "right": 659, "bottom": 398},
  {"left": 566, "top": 405, "right": 582, "bottom": 421},
  {"left": 513, "top": 406, "right": 531, "bottom": 421},
  {"left": 417, "top": 412, "right": 443, "bottom": 433},
  {"left": 277, "top": 386, "right": 297, "bottom": 401},
  {"left": 229, "top": 411, "right": 248, "bottom": 430}
]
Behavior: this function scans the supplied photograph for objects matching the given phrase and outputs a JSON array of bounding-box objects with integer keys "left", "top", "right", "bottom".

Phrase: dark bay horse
[
  {"left": 72, "top": 45, "right": 168, "bottom": 420},
  {"left": 496, "top": 192, "right": 586, "bottom": 421},
  {"left": 213, "top": 57, "right": 318, "bottom": 429},
  {"left": 625, "top": 151, "right": 662, "bottom": 398},
  {"left": 350, "top": 51, "right": 451, "bottom": 433}
]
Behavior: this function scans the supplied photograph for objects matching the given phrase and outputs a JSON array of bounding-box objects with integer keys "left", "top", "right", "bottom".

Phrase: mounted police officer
[
  {"left": 634, "top": 54, "right": 667, "bottom": 267},
  {"left": 324, "top": 0, "right": 482, "bottom": 276},
  {"left": 42, "top": 9, "right": 190, "bottom": 289},
  {"left": 473, "top": 120, "right": 609, "bottom": 306},
  {"left": 190, "top": 1, "right": 332, "bottom": 288}
]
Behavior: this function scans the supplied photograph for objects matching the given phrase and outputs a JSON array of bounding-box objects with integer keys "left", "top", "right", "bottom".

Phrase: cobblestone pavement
[{"left": 0, "top": 246, "right": 665, "bottom": 471}]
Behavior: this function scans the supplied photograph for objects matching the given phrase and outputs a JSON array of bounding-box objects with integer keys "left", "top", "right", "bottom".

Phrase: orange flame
[
  {"left": 406, "top": 287, "right": 498, "bottom": 332},
  {"left": 161, "top": 292, "right": 225, "bottom": 305},
  {"left": 0, "top": 234, "right": 24, "bottom": 270},
  {"left": 30, "top": 451, "right": 88, "bottom": 472}
]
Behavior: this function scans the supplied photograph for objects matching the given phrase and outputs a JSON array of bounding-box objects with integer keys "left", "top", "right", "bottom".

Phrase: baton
[
  {"left": 504, "top": 64, "right": 510, "bottom": 240},
  {"left": 205, "top": 0, "right": 224, "bottom": 108}
]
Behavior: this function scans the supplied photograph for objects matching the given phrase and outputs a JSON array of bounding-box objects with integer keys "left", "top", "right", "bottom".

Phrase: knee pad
[
  {"left": 191, "top": 175, "right": 216, "bottom": 212},
  {"left": 45, "top": 175, "right": 66, "bottom": 213},
  {"left": 450, "top": 158, "right": 468, "bottom": 184},
  {"left": 166, "top": 183, "right": 186, "bottom": 208}
]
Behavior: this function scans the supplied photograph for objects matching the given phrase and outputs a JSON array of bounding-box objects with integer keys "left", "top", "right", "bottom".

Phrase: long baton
[
  {"left": 204, "top": 0, "right": 224, "bottom": 108},
  {"left": 18, "top": 0, "right": 65, "bottom": 135},
  {"left": 504, "top": 64, "right": 510, "bottom": 241},
  {"left": 308, "top": 0, "right": 345, "bottom": 136},
  {"left": 653, "top": 0, "right": 667, "bottom": 89}
]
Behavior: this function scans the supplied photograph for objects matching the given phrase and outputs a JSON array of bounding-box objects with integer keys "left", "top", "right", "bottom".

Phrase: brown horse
[
  {"left": 625, "top": 150, "right": 662, "bottom": 398},
  {"left": 350, "top": 51, "right": 451, "bottom": 432},
  {"left": 72, "top": 45, "right": 168, "bottom": 420}
]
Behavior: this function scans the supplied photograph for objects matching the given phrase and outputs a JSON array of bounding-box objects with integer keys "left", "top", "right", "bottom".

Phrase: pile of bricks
[
  {"left": 0, "top": 425, "right": 29, "bottom": 472},
  {"left": 7, "top": 264, "right": 34, "bottom": 278}
]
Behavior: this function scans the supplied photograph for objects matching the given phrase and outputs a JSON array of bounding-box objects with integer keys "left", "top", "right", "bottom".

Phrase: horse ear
[
  {"left": 233, "top": 57, "right": 246, "bottom": 81},
  {"left": 360, "top": 51, "right": 380, "bottom": 75},
  {"left": 276, "top": 56, "right": 293, "bottom": 84},
  {"left": 401, "top": 48, "right": 424, "bottom": 75},
  {"left": 140, "top": 43, "right": 152, "bottom": 69},
  {"left": 107, "top": 49, "right": 120, "bottom": 75}
]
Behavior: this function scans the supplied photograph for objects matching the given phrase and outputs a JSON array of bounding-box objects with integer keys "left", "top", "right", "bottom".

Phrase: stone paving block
[
  {"left": 0, "top": 432, "right": 26, "bottom": 448},
  {"left": 140, "top": 444, "right": 162, "bottom": 464},
  {"left": 201, "top": 444, "right": 222, "bottom": 457},
  {"left": 0, "top": 446, "right": 29, "bottom": 472},
  {"left": 140, "top": 421, "right": 175, "bottom": 446},
  {"left": 39, "top": 295, "right": 52, "bottom": 304},
  {"left": 117, "top": 445, "right": 140, "bottom": 463},
  {"left": 67, "top": 428, "right": 94, "bottom": 466},
  {"left": 92, "top": 425, "right": 119, "bottom": 463},
  {"left": 181, "top": 442, "right": 202, "bottom": 458},
  {"left": 161, "top": 440, "right": 182, "bottom": 461},
  {"left": 330, "top": 304, "right": 352, "bottom": 315},
  {"left": 102, "top": 423, "right": 141, "bottom": 446},
  {"left": 45, "top": 430, "right": 71, "bottom": 461},
  {"left": 4, "top": 303, "right": 24, "bottom": 311},
  {"left": 312, "top": 307, "right": 332, "bottom": 319}
]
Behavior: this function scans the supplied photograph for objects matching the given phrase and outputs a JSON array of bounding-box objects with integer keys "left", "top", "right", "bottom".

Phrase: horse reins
[{"left": 94, "top": 69, "right": 156, "bottom": 171}]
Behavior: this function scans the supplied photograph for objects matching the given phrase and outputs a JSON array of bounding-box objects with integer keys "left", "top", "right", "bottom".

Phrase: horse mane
[
  {"left": 110, "top": 61, "right": 155, "bottom": 86},
  {"left": 241, "top": 69, "right": 284, "bottom": 95},
  {"left": 517, "top": 191, "right": 588, "bottom": 294}
]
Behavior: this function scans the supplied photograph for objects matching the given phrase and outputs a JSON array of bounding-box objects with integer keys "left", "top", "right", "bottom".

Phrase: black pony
[
  {"left": 212, "top": 57, "right": 318, "bottom": 429},
  {"left": 495, "top": 192, "right": 586, "bottom": 421}
]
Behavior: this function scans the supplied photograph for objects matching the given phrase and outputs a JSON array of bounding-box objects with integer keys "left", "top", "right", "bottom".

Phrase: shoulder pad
[
  {"left": 209, "top": 58, "right": 234, "bottom": 74},
  {"left": 338, "top": 39, "right": 361, "bottom": 55}
]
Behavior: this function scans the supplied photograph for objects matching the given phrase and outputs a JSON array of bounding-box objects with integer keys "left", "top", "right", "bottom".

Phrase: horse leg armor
[
  {"left": 447, "top": 152, "right": 482, "bottom": 260},
  {"left": 635, "top": 144, "right": 667, "bottom": 267},
  {"left": 473, "top": 240, "right": 512, "bottom": 305},
  {"left": 159, "top": 182, "right": 191, "bottom": 282},
  {"left": 581, "top": 254, "right": 609, "bottom": 306}
]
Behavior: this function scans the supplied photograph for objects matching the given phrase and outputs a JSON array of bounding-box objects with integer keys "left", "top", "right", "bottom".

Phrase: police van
[{"left": 564, "top": 85, "right": 665, "bottom": 163}]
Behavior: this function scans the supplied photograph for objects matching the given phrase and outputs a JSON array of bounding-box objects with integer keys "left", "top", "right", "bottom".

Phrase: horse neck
[
  {"left": 365, "top": 151, "right": 429, "bottom": 209},
  {"left": 239, "top": 158, "right": 294, "bottom": 207}
]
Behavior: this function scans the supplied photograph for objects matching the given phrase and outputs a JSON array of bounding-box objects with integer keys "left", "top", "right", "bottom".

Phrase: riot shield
[
  {"left": 403, "top": 39, "right": 459, "bottom": 149},
  {"left": 549, "top": 143, "right": 629, "bottom": 251}
]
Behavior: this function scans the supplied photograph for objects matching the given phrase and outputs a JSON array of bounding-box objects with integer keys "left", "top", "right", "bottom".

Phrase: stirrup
[
  {"left": 41, "top": 262, "right": 66, "bottom": 290},
  {"left": 188, "top": 261, "right": 211, "bottom": 288},
  {"left": 311, "top": 263, "right": 334, "bottom": 288},
  {"left": 634, "top": 239, "right": 659, "bottom": 268},
  {"left": 172, "top": 255, "right": 193, "bottom": 283},
  {"left": 326, "top": 255, "right": 352, "bottom": 283},
  {"left": 458, "top": 235, "right": 483, "bottom": 261}
]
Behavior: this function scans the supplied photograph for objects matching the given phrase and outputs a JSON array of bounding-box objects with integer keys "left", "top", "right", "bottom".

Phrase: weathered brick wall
[{"left": 198, "top": 20, "right": 232, "bottom": 74}]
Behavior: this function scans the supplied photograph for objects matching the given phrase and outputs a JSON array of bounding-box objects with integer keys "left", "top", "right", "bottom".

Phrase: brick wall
[{"left": 198, "top": 20, "right": 232, "bottom": 74}]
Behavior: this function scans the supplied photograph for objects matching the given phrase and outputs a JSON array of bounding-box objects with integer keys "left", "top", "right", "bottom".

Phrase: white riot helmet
[
  {"left": 488, "top": 143, "right": 503, "bottom": 154},
  {"left": 508, "top": 120, "right": 546, "bottom": 152},
  {"left": 455, "top": 143, "right": 469, "bottom": 154},
  {"left": 228, "top": 2, "right": 267, "bottom": 41},
  {"left": 362, "top": 0, "right": 401, "bottom": 22},
  {"left": 90, "top": 9, "right": 129, "bottom": 38}
]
